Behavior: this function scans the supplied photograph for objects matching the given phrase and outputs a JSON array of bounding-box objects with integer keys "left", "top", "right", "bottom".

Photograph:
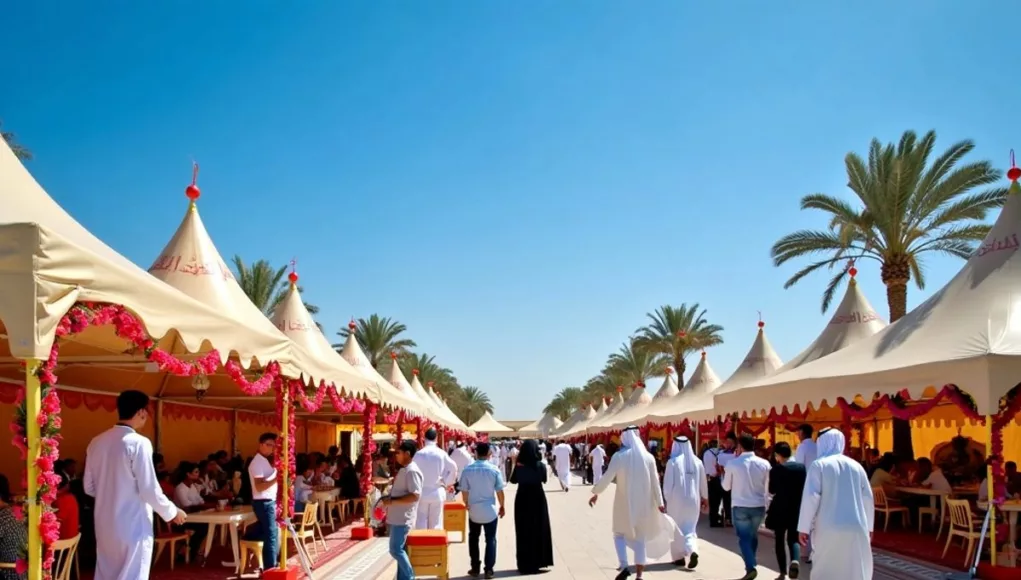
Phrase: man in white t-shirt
[
  {"left": 245, "top": 433, "right": 280, "bottom": 571},
  {"left": 794, "top": 424, "right": 818, "bottom": 468}
]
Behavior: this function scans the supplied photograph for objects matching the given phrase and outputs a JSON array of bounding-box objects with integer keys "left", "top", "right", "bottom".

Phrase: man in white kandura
[
  {"left": 451, "top": 441, "right": 474, "bottom": 497},
  {"left": 589, "top": 443, "right": 607, "bottom": 486},
  {"left": 84, "top": 390, "right": 186, "bottom": 580},
  {"left": 412, "top": 427, "right": 458, "bottom": 529},
  {"left": 552, "top": 441, "right": 573, "bottom": 492},
  {"left": 663, "top": 436, "right": 708, "bottom": 570},
  {"left": 797, "top": 427, "right": 875, "bottom": 580},
  {"left": 589, "top": 426, "right": 675, "bottom": 580}
]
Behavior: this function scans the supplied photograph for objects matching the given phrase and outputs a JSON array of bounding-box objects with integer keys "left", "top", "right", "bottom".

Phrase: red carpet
[
  {"left": 873, "top": 527, "right": 973, "bottom": 570},
  {"left": 78, "top": 523, "right": 362, "bottom": 580}
]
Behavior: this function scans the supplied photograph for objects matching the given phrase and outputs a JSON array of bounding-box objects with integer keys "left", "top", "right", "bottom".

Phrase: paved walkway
[{"left": 327, "top": 469, "right": 951, "bottom": 580}]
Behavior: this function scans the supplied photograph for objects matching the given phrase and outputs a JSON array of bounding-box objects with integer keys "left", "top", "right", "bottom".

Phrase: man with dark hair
[
  {"left": 460, "top": 442, "right": 506, "bottom": 579},
  {"left": 244, "top": 432, "right": 280, "bottom": 572},
  {"left": 722, "top": 434, "right": 771, "bottom": 580},
  {"left": 703, "top": 433, "right": 736, "bottom": 527},
  {"left": 795, "top": 425, "right": 817, "bottom": 468},
  {"left": 412, "top": 427, "right": 457, "bottom": 529},
  {"left": 386, "top": 440, "right": 424, "bottom": 580},
  {"left": 84, "top": 390, "right": 184, "bottom": 580},
  {"left": 766, "top": 442, "right": 807, "bottom": 579}
]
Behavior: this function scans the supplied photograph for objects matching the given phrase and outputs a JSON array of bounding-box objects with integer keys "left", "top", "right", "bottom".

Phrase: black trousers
[
  {"left": 708, "top": 477, "right": 724, "bottom": 526},
  {"left": 774, "top": 524, "right": 801, "bottom": 571}
]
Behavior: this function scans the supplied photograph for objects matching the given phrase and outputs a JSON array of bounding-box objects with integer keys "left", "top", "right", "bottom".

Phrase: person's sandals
[
  {"left": 788, "top": 561, "right": 800, "bottom": 579},
  {"left": 614, "top": 568, "right": 631, "bottom": 580},
  {"left": 687, "top": 552, "right": 699, "bottom": 569}
]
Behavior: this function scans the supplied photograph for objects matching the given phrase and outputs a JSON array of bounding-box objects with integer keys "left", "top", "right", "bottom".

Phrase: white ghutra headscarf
[
  {"left": 815, "top": 427, "right": 845, "bottom": 459},
  {"left": 619, "top": 427, "right": 655, "bottom": 535},
  {"left": 670, "top": 436, "right": 698, "bottom": 477}
]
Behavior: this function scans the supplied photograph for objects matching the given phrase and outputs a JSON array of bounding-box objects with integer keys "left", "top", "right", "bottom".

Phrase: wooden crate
[
  {"left": 407, "top": 529, "right": 449, "bottom": 580},
  {"left": 443, "top": 500, "right": 467, "bottom": 543}
]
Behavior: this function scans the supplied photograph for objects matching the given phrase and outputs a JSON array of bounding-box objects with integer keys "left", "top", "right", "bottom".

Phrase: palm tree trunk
[
  {"left": 674, "top": 356, "right": 686, "bottom": 386},
  {"left": 883, "top": 256, "right": 913, "bottom": 458}
]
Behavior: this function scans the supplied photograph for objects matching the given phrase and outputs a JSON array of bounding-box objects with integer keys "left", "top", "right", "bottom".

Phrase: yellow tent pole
[
  {"left": 987, "top": 415, "right": 997, "bottom": 565},
  {"left": 279, "top": 387, "right": 290, "bottom": 569},
  {"left": 25, "top": 360, "right": 42, "bottom": 580}
]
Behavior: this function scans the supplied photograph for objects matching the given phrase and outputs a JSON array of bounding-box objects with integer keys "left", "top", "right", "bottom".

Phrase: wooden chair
[
  {"left": 50, "top": 533, "right": 81, "bottom": 580},
  {"left": 325, "top": 497, "right": 351, "bottom": 529},
  {"left": 238, "top": 540, "right": 264, "bottom": 576},
  {"left": 294, "top": 501, "right": 326, "bottom": 560},
  {"left": 153, "top": 518, "right": 191, "bottom": 570},
  {"left": 918, "top": 494, "right": 945, "bottom": 533},
  {"left": 943, "top": 498, "right": 989, "bottom": 566},
  {"left": 873, "top": 487, "right": 909, "bottom": 531}
]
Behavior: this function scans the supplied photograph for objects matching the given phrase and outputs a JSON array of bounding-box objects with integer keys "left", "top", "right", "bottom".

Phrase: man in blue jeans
[
  {"left": 385, "top": 440, "right": 424, "bottom": 580},
  {"left": 722, "top": 433, "right": 771, "bottom": 580},
  {"left": 459, "top": 442, "right": 506, "bottom": 579},
  {"left": 244, "top": 432, "right": 280, "bottom": 572}
]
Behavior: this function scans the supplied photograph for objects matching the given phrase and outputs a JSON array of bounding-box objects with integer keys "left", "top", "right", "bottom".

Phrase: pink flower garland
[
  {"left": 359, "top": 404, "right": 378, "bottom": 496},
  {"left": 274, "top": 381, "right": 297, "bottom": 524}
]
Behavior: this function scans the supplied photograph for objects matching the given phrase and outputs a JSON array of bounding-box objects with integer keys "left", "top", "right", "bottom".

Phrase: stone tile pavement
[{"left": 322, "top": 470, "right": 953, "bottom": 579}]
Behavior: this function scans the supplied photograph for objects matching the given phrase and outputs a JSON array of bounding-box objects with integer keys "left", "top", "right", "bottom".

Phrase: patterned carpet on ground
[
  {"left": 77, "top": 522, "right": 363, "bottom": 580},
  {"left": 872, "top": 526, "right": 975, "bottom": 571}
]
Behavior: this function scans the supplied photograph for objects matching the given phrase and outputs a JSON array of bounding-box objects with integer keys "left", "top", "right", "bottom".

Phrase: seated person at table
[
  {"left": 199, "top": 459, "right": 233, "bottom": 501},
  {"left": 337, "top": 456, "right": 361, "bottom": 500},
  {"left": 158, "top": 471, "right": 174, "bottom": 498},
  {"left": 294, "top": 458, "right": 315, "bottom": 515},
  {"left": 917, "top": 458, "right": 952, "bottom": 493},
  {"left": 870, "top": 454, "right": 900, "bottom": 498},
  {"left": 313, "top": 459, "right": 335, "bottom": 486},
  {"left": 374, "top": 454, "right": 391, "bottom": 479},
  {"left": 173, "top": 461, "right": 211, "bottom": 559},
  {"left": 1006, "top": 462, "right": 1021, "bottom": 497},
  {"left": 55, "top": 473, "right": 80, "bottom": 540}
]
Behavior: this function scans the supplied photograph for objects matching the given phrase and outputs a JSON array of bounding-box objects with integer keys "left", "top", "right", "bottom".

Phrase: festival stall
[
  {"left": 596, "top": 382, "right": 654, "bottom": 436},
  {"left": 550, "top": 403, "right": 590, "bottom": 439},
  {"left": 710, "top": 165, "right": 1021, "bottom": 566},
  {"left": 641, "top": 351, "right": 724, "bottom": 447},
  {"left": 467, "top": 411, "right": 515, "bottom": 439},
  {"left": 571, "top": 388, "right": 627, "bottom": 441},
  {"left": 516, "top": 412, "right": 563, "bottom": 438},
  {"left": 612, "top": 367, "right": 681, "bottom": 441}
]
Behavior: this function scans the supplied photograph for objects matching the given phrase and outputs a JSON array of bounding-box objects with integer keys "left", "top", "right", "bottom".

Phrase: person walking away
[
  {"left": 411, "top": 428, "right": 457, "bottom": 529},
  {"left": 793, "top": 424, "right": 817, "bottom": 562},
  {"left": 722, "top": 433, "right": 771, "bottom": 580},
  {"left": 507, "top": 441, "right": 520, "bottom": 481},
  {"left": 664, "top": 436, "right": 708, "bottom": 570},
  {"left": 552, "top": 441, "right": 573, "bottom": 492},
  {"left": 590, "top": 444, "right": 607, "bottom": 486},
  {"left": 510, "top": 440, "right": 554, "bottom": 575},
  {"left": 766, "top": 442, "right": 806, "bottom": 580},
  {"left": 385, "top": 440, "right": 424, "bottom": 580},
  {"left": 244, "top": 432, "right": 281, "bottom": 572},
  {"left": 717, "top": 433, "right": 737, "bottom": 525},
  {"left": 798, "top": 428, "right": 874, "bottom": 580},
  {"left": 589, "top": 426, "right": 674, "bottom": 580},
  {"left": 451, "top": 442, "right": 474, "bottom": 496},
  {"left": 459, "top": 443, "right": 506, "bottom": 579},
  {"left": 703, "top": 436, "right": 737, "bottom": 527},
  {"left": 84, "top": 390, "right": 185, "bottom": 580}
]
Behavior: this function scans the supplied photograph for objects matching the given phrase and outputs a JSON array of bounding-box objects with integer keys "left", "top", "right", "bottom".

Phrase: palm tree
[
  {"left": 460, "top": 386, "right": 493, "bottom": 425},
  {"left": 1, "top": 120, "right": 31, "bottom": 161},
  {"left": 634, "top": 304, "right": 724, "bottom": 385},
  {"left": 336, "top": 314, "right": 416, "bottom": 368},
  {"left": 231, "top": 256, "right": 320, "bottom": 320},
  {"left": 772, "top": 130, "right": 1006, "bottom": 319},
  {"left": 605, "top": 339, "right": 670, "bottom": 387},
  {"left": 542, "top": 387, "right": 585, "bottom": 422}
]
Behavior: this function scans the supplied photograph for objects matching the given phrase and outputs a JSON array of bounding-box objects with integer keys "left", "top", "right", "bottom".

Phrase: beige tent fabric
[
  {"left": 558, "top": 399, "right": 608, "bottom": 438},
  {"left": 272, "top": 282, "right": 424, "bottom": 413},
  {"left": 644, "top": 352, "right": 724, "bottom": 425},
  {"left": 147, "top": 196, "right": 375, "bottom": 397},
  {"left": 387, "top": 358, "right": 429, "bottom": 409},
  {"left": 601, "top": 385, "right": 656, "bottom": 433},
  {"left": 0, "top": 129, "right": 292, "bottom": 369},
  {"left": 408, "top": 373, "right": 453, "bottom": 427},
  {"left": 618, "top": 367, "right": 682, "bottom": 429},
  {"left": 653, "top": 369, "right": 681, "bottom": 400},
  {"left": 580, "top": 389, "right": 630, "bottom": 434},
  {"left": 712, "top": 183, "right": 1021, "bottom": 416},
  {"left": 517, "top": 412, "right": 563, "bottom": 438},
  {"left": 468, "top": 411, "right": 515, "bottom": 435},
  {"left": 712, "top": 323, "right": 784, "bottom": 400}
]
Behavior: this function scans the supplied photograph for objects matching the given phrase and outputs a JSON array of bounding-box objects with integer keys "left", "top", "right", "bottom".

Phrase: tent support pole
[
  {"left": 278, "top": 387, "right": 290, "bottom": 568},
  {"left": 987, "top": 415, "right": 997, "bottom": 565},
  {"left": 25, "top": 359, "right": 42, "bottom": 580}
]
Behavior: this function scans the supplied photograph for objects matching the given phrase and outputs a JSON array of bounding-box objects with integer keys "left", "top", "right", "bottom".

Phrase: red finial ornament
[
  {"left": 1009, "top": 150, "right": 1021, "bottom": 182},
  {"left": 390, "top": 351, "right": 398, "bottom": 360},
  {"left": 616, "top": 386, "right": 624, "bottom": 393},
  {"left": 288, "top": 258, "right": 298, "bottom": 284},
  {"left": 847, "top": 259, "right": 857, "bottom": 278},
  {"left": 757, "top": 311, "right": 765, "bottom": 329},
  {"left": 664, "top": 367, "right": 673, "bottom": 374},
  {"left": 427, "top": 381, "right": 434, "bottom": 387},
  {"left": 676, "top": 330, "right": 686, "bottom": 338},
  {"left": 348, "top": 318, "right": 357, "bottom": 331},
  {"left": 185, "top": 162, "right": 201, "bottom": 201},
  {"left": 412, "top": 369, "right": 420, "bottom": 376},
  {"left": 701, "top": 350, "right": 707, "bottom": 357}
]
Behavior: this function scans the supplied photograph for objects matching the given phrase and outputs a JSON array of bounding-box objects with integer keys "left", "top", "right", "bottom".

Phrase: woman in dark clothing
[
  {"left": 336, "top": 456, "right": 361, "bottom": 500},
  {"left": 510, "top": 440, "right": 554, "bottom": 575},
  {"left": 766, "top": 442, "right": 807, "bottom": 580}
]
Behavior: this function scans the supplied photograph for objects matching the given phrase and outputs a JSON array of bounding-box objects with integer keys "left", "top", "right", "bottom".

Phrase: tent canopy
[
  {"left": 468, "top": 411, "right": 515, "bottom": 435},
  {"left": 517, "top": 412, "right": 563, "bottom": 437},
  {"left": 645, "top": 352, "right": 723, "bottom": 424}
]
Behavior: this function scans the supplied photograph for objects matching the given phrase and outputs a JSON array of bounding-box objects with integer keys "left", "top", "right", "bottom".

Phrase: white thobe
[
  {"left": 795, "top": 438, "right": 818, "bottom": 468},
  {"left": 451, "top": 446, "right": 473, "bottom": 479},
  {"left": 798, "top": 454, "right": 875, "bottom": 580},
  {"left": 412, "top": 441, "right": 458, "bottom": 529},
  {"left": 664, "top": 456, "right": 708, "bottom": 559},
  {"left": 591, "top": 446, "right": 672, "bottom": 564},
  {"left": 84, "top": 425, "right": 179, "bottom": 580},
  {"left": 553, "top": 443, "right": 573, "bottom": 490},
  {"left": 589, "top": 446, "right": 607, "bottom": 486}
]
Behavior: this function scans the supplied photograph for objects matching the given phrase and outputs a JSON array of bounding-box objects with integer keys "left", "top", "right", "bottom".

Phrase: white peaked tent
[
  {"left": 646, "top": 351, "right": 724, "bottom": 424},
  {"left": 712, "top": 321, "right": 784, "bottom": 404},
  {"left": 468, "top": 411, "right": 515, "bottom": 435},
  {"left": 386, "top": 358, "right": 455, "bottom": 429},
  {"left": 624, "top": 367, "right": 682, "bottom": 428},
  {"left": 148, "top": 181, "right": 382, "bottom": 402},
  {"left": 560, "top": 398, "right": 609, "bottom": 438},
  {"left": 332, "top": 318, "right": 426, "bottom": 415},
  {"left": 587, "top": 386, "right": 643, "bottom": 434},
  {"left": 605, "top": 383, "right": 658, "bottom": 432},
  {"left": 441, "top": 398, "right": 473, "bottom": 432},
  {"left": 427, "top": 385, "right": 466, "bottom": 429},
  {"left": 713, "top": 178, "right": 1021, "bottom": 416},
  {"left": 409, "top": 372, "right": 452, "bottom": 428},
  {"left": 517, "top": 412, "right": 563, "bottom": 438},
  {"left": 552, "top": 405, "right": 589, "bottom": 437}
]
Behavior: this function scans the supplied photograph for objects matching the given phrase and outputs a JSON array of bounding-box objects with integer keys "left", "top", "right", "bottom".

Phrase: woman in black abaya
[{"left": 510, "top": 439, "right": 554, "bottom": 575}]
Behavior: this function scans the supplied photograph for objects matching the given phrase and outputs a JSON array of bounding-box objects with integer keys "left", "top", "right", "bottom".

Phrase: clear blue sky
[{"left": 2, "top": 2, "right": 1017, "bottom": 419}]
